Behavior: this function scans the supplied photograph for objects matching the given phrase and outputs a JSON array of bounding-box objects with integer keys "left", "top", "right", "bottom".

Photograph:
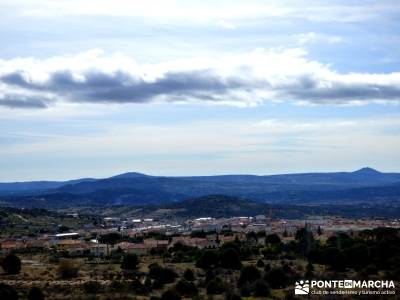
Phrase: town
[
  {"left": 2, "top": 214, "right": 400, "bottom": 257},
  {"left": 1, "top": 208, "right": 399, "bottom": 299}
]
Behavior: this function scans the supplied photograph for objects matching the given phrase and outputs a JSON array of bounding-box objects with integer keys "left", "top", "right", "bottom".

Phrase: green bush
[
  {"left": 206, "top": 277, "right": 226, "bottom": 295},
  {"left": 175, "top": 279, "right": 198, "bottom": 297},
  {"left": 256, "top": 259, "right": 265, "bottom": 268},
  {"left": 265, "top": 267, "right": 289, "bottom": 289},
  {"left": 1, "top": 254, "right": 21, "bottom": 275},
  {"left": 83, "top": 281, "right": 102, "bottom": 294},
  {"left": 196, "top": 250, "right": 219, "bottom": 269},
  {"left": 58, "top": 260, "right": 79, "bottom": 279},
  {"left": 254, "top": 279, "right": 270, "bottom": 297},
  {"left": 109, "top": 280, "right": 128, "bottom": 292},
  {"left": 161, "top": 289, "right": 181, "bottom": 300},
  {"left": 220, "top": 248, "right": 242, "bottom": 270},
  {"left": 0, "top": 283, "right": 18, "bottom": 300},
  {"left": 28, "top": 287, "right": 44, "bottom": 300},
  {"left": 148, "top": 263, "right": 178, "bottom": 284},
  {"left": 121, "top": 253, "right": 139, "bottom": 270},
  {"left": 238, "top": 265, "right": 260, "bottom": 287},
  {"left": 183, "top": 268, "right": 195, "bottom": 281}
]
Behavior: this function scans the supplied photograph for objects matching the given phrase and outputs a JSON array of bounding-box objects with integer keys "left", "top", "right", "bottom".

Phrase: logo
[
  {"left": 344, "top": 280, "right": 353, "bottom": 288},
  {"left": 295, "top": 280, "right": 310, "bottom": 295},
  {"left": 294, "top": 279, "right": 396, "bottom": 296}
]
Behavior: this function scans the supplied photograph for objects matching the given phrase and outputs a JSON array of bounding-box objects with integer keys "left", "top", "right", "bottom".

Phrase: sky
[{"left": 0, "top": 0, "right": 400, "bottom": 181}]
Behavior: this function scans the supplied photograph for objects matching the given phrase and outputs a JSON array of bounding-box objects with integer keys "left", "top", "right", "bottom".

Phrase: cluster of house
[
  {"left": 2, "top": 216, "right": 399, "bottom": 256},
  {"left": 0, "top": 230, "right": 248, "bottom": 256},
  {"left": 170, "top": 232, "right": 246, "bottom": 249},
  {"left": 0, "top": 232, "right": 170, "bottom": 256}
]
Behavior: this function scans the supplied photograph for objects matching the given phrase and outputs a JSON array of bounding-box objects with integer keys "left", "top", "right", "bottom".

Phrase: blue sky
[{"left": 0, "top": 0, "right": 400, "bottom": 181}]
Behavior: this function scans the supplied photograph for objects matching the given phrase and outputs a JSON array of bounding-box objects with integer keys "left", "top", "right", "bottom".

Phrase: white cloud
[
  {"left": 217, "top": 20, "right": 237, "bottom": 29},
  {"left": 3, "top": 0, "right": 398, "bottom": 24},
  {"left": 297, "top": 32, "right": 343, "bottom": 45}
]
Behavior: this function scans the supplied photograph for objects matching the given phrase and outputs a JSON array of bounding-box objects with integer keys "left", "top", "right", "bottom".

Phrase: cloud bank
[{"left": 1, "top": 48, "right": 400, "bottom": 109}]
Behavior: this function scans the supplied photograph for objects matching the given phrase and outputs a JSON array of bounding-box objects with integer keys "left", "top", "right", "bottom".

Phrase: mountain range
[{"left": 0, "top": 167, "right": 399, "bottom": 208}]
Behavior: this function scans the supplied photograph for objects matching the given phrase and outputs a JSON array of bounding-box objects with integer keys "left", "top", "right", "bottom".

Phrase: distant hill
[
  {"left": 0, "top": 167, "right": 400, "bottom": 208},
  {"left": 0, "top": 178, "right": 96, "bottom": 194},
  {"left": 167, "top": 195, "right": 269, "bottom": 218}
]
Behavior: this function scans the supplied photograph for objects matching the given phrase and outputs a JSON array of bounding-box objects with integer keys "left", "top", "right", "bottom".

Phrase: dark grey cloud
[
  {"left": 0, "top": 94, "right": 50, "bottom": 109},
  {"left": 286, "top": 80, "right": 400, "bottom": 103},
  {"left": 1, "top": 69, "right": 245, "bottom": 106},
  {"left": 1, "top": 65, "right": 400, "bottom": 109}
]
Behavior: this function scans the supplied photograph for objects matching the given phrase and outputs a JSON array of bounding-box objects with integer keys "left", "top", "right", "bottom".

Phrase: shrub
[
  {"left": 175, "top": 279, "right": 198, "bottom": 297},
  {"left": 183, "top": 268, "right": 195, "bottom": 281},
  {"left": 240, "top": 283, "right": 251, "bottom": 297},
  {"left": 144, "top": 276, "right": 152, "bottom": 290},
  {"left": 254, "top": 280, "right": 270, "bottom": 297},
  {"left": 265, "top": 234, "right": 281, "bottom": 244},
  {"left": 196, "top": 250, "right": 219, "bottom": 269},
  {"left": 256, "top": 259, "right": 265, "bottom": 268},
  {"left": 220, "top": 248, "right": 242, "bottom": 270},
  {"left": 238, "top": 265, "right": 260, "bottom": 287},
  {"left": 121, "top": 254, "right": 139, "bottom": 270},
  {"left": 161, "top": 289, "right": 181, "bottom": 300},
  {"left": 148, "top": 263, "right": 178, "bottom": 284},
  {"left": 206, "top": 277, "right": 226, "bottom": 295},
  {"left": 83, "top": 281, "right": 102, "bottom": 294},
  {"left": 28, "top": 287, "right": 44, "bottom": 300},
  {"left": 1, "top": 254, "right": 21, "bottom": 275},
  {"left": 58, "top": 260, "right": 78, "bottom": 279},
  {"left": 109, "top": 280, "right": 128, "bottom": 292},
  {"left": 98, "top": 232, "right": 121, "bottom": 245},
  {"left": 0, "top": 283, "right": 18, "bottom": 300},
  {"left": 265, "top": 267, "right": 289, "bottom": 289},
  {"left": 130, "top": 279, "right": 148, "bottom": 295},
  {"left": 225, "top": 291, "right": 242, "bottom": 300}
]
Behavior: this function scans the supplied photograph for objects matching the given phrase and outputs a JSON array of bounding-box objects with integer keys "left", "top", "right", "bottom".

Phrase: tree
[
  {"left": 0, "top": 283, "right": 18, "bottom": 300},
  {"left": 317, "top": 226, "right": 323, "bottom": 235},
  {"left": 183, "top": 268, "right": 195, "bottom": 281},
  {"left": 238, "top": 265, "right": 260, "bottom": 287},
  {"left": 190, "top": 230, "right": 207, "bottom": 238},
  {"left": 256, "top": 259, "right": 265, "bottom": 268},
  {"left": 98, "top": 232, "right": 121, "bottom": 245},
  {"left": 305, "top": 262, "right": 314, "bottom": 278},
  {"left": 131, "top": 279, "right": 149, "bottom": 295},
  {"left": 149, "top": 264, "right": 177, "bottom": 284},
  {"left": 220, "top": 248, "right": 242, "bottom": 270},
  {"left": 254, "top": 280, "right": 270, "bottom": 297},
  {"left": 175, "top": 279, "right": 198, "bottom": 297},
  {"left": 264, "top": 263, "right": 271, "bottom": 272},
  {"left": 239, "top": 245, "right": 252, "bottom": 260},
  {"left": 220, "top": 241, "right": 241, "bottom": 252},
  {"left": 144, "top": 276, "right": 152, "bottom": 290},
  {"left": 246, "top": 231, "right": 258, "bottom": 243},
  {"left": 196, "top": 250, "right": 219, "bottom": 269},
  {"left": 28, "top": 287, "right": 44, "bottom": 300},
  {"left": 161, "top": 289, "right": 181, "bottom": 300},
  {"left": 265, "top": 234, "right": 281, "bottom": 245},
  {"left": 121, "top": 254, "right": 139, "bottom": 271},
  {"left": 225, "top": 292, "right": 242, "bottom": 300},
  {"left": 342, "top": 244, "right": 369, "bottom": 268},
  {"left": 296, "top": 228, "right": 316, "bottom": 256},
  {"left": 207, "top": 277, "right": 226, "bottom": 295},
  {"left": 265, "top": 267, "right": 289, "bottom": 289},
  {"left": 1, "top": 254, "right": 21, "bottom": 275},
  {"left": 57, "top": 225, "right": 70, "bottom": 233}
]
